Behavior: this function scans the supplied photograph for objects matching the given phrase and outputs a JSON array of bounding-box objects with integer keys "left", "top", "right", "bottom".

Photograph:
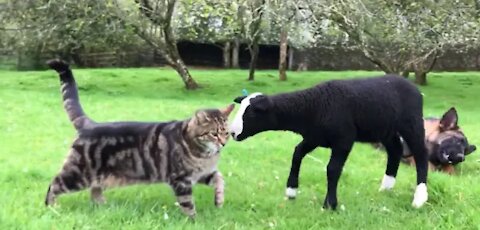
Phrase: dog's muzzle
[{"left": 443, "top": 152, "right": 465, "bottom": 164}]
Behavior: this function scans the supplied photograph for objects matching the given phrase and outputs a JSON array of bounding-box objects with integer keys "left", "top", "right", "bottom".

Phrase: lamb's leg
[
  {"left": 285, "top": 140, "right": 317, "bottom": 199},
  {"left": 379, "top": 135, "right": 403, "bottom": 191},
  {"left": 399, "top": 118, "right": 429, "bottom": 208},
  {"left": 199, "top": 171, "right": 225, "bottom": 207},
  {"left": 323, "top": 141, "right": 353, "bottom": 210}
]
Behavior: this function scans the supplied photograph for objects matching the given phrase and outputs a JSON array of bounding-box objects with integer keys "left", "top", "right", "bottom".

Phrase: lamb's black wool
[{"left": 230, "top": 75, "right": 429, "bottom": 210}]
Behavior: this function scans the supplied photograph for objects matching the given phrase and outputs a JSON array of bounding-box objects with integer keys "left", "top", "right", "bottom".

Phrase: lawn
[{"left": 1, "top": 67, "right": 479, "bottom": 230}]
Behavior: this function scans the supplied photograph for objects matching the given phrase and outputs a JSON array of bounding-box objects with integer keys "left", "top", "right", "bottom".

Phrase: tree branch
[{"left": 135, "top": 0, "right": 164, "bottom": 25}]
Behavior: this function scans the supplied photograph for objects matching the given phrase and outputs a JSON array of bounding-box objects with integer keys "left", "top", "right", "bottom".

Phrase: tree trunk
[
  {"left": 170, "top": 56, "right": 199, "bottom": 89},
  {"left": 248, "top": 42, "right": 259, "bottom": 81},
  {"left": 288, "top": 47, "right": 294, "bottom": 70},
  {"left": 414, "top": 71, "right": 427, "bottom": 85},
  {"left": 135, "top": 0, "right": 199, "bottom": 90},
  {"left": 278, "top": 29, "right": 288, "bottom": 81},
  {"left": 232, "top": 38, "right": 240, "bottom": 68},
  {"left": 163, "top": 7, "right": 199, "bottom": 89},
  {"left": 412, "top": 52, "right": 436, "bottom": 86},
  {"left": 401, "top": 70, "right": 410, "bottom": 78},
  {"left": 223, "top": 41, "right": 231, "bottom": 68},
  {"left": 164, "top": 34, "right": 199, "bottom": 89}
]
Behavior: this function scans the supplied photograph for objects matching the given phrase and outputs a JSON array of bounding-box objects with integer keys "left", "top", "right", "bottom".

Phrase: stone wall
[{"left": 291, "top": 47, "right": 480, "bottom": 71}]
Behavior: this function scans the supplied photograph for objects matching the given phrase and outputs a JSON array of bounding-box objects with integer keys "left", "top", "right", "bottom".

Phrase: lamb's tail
[{"left": 46, "top": 59, "right": 94, "bottom": 130}]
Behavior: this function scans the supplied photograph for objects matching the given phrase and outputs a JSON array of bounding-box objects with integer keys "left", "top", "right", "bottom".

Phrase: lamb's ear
[
  {"left": 251, "top": 96, "right": 271, "bottom": 111},
  {"left": 234, "top": 96, "right": 247, "bottom": 104},
  {"left": 440, "top": 107, "right": 458, "bottom": 130}
]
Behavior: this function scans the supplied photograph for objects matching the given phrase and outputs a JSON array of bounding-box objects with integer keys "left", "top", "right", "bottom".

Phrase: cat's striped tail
[{"left": 46, "top": 59, "right": 94, "bottom": 130}]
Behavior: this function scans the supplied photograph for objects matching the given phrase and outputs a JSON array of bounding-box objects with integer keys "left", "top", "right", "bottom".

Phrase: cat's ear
[
  {"left": 193, "top": 111, "right": 210, "bottom": 125},
  {"left": 221, "top": 104, "right": 235, "bottom": 116}
]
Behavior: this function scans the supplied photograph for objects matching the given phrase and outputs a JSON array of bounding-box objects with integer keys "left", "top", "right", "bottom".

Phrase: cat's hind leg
[
  {"left": 90, "top": 183, "right": 106, "bottom": 204},
  {"left": 172, "top": 180, "right": 196, "bottom": 218}
]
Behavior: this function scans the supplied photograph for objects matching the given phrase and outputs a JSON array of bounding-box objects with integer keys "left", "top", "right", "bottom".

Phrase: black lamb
[{"left": 229, "top": 74, "right": 429, "bottom": 210}]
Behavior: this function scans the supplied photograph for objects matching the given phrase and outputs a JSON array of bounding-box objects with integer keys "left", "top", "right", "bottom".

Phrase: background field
[{"left": 1, "top": 68, "right": 479, "bottom": 229}]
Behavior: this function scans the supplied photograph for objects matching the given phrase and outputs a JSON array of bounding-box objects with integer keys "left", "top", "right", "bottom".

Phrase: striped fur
[{"left": 45, "top": 60, "right": 234, "bottom": 218}]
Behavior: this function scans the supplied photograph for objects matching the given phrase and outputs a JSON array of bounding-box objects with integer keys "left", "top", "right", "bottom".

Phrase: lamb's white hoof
[
  {"left": 285, "top": 187, "right": 297, "bottom": 199},
  {"left": 411, "top": 183, "right": 428, "bottom": 208},
  {"left": 379, "top": 174, "right": 396, "bottom": 191}
]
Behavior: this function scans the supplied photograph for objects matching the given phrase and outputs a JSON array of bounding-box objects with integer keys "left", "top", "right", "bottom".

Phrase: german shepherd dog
[{"left": 375, "top": 107, "right": 476, "bottom": 174}]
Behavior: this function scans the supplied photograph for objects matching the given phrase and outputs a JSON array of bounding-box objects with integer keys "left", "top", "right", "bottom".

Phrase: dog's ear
[
  {"left": 233, "top": 96, "right": 247, "bottom": 104},
  {"left": 466, "top": 144, "right": 476, "bottom": 155},
  {"left": 440, "top": 107, "right": 458, "bottom": 130},
  {"left": 250, "top": 95, "right": 271, "bottom": 111}
]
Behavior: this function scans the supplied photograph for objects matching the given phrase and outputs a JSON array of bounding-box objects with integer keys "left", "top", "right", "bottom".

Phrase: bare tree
[
  {"left": 114, "top": 0, "right": 199, "bottom": 89},
  {"left": 270, "top": 0, "right": 298, "bottom": 81},
  {"left": 237, "top": 0, "right": 266, "bottom": 81},
  {"left": 278, "top": 29, "right": 288, "bottom": 81},
  {"left": 307, "top": 0, "right": 479, "bottom": 85}
]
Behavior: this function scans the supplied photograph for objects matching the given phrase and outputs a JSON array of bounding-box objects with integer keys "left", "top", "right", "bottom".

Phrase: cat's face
[{"left": 188, "top": 104, "right": 235, "bottom": 157}]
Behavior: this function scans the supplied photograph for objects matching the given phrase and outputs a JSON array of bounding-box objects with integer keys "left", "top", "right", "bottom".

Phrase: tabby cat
[{"left": 44, "top": 59, "right": 234, "bottom": 218}]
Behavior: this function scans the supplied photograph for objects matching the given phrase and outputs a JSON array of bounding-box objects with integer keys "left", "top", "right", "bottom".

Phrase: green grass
[{"left": 1, "top": 67, "right": 480, "bottom": 229}]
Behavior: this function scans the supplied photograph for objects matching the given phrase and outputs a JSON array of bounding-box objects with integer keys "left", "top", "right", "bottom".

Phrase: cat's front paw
[
  {"left": 215, "top": 192, "right": 224, "bottom": 208},
  {"left": 92, "top": 195, "right": 106, "bottom": 205},
  {"left": 213, "top": 172, "right": 225, "bottom": 207},
  {"left": 180, "top": 206, "right": 196, "bottom": 218}
]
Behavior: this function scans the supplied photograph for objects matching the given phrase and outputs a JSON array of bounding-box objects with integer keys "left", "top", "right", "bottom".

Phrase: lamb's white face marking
[
  {"left": 412, "top": 183, "right": 428, "bottom": 208},
  {"left": 378, "top": 174, "right": 396, "bottom": 191},
  {"left": 229, "top": 92, "right": 263, "bottom": 140}
]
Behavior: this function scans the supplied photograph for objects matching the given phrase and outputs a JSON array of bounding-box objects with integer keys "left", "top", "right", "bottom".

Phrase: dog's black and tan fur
[
  {"left": 45, "top": 60, "right": 234, "bottom": 218},
  {"left": 401, "top": 108, "right": 476, "bottom": 174}
]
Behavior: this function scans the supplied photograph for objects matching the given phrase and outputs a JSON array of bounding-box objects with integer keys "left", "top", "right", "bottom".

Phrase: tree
[
  {"left": 175, "top": 0, "right": 239, "bottom": 68},
  {"left": 2, "top": 0, "right": 136, "bottom": 68},
  {"left": 113, "top": 0, "right": 199, "bottom": 89},
  {"left": 307, "top": 0, "right": 479, "bottom": 85},
  {"left": 236, "top": 0, "right": 266, "bottom": 81},
  {"left": 267, "top": 0, "right": 301, "bottom": 81}
]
